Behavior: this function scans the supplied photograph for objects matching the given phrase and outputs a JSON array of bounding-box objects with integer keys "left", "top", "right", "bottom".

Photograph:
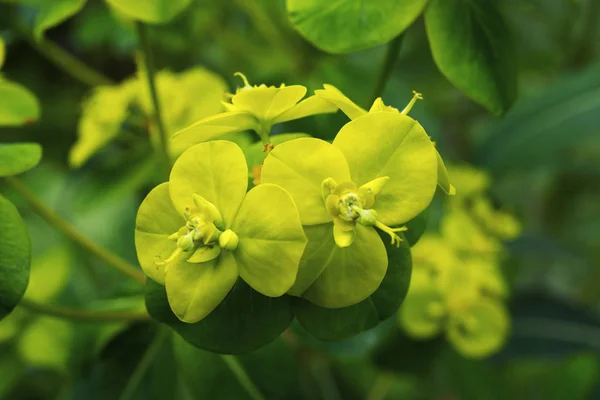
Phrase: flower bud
[
  {"left": 219, "top": 229, "right": 239, "bottom": 250},
  {"left": 358, "top": 208, "right": 378, "bottom": 226}
]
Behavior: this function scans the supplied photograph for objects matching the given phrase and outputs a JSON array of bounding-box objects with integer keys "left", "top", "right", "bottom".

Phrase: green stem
[
  {"left": 370, "top": 34, "right": 404, "bottom": 104},
  {"left": 118, "top": 327, "right": 167, "bottom": 400},
  {"left": 19, "top": 298, "right": 150, "bottom": 323},
  {"left": 220, "top": 355, "right": 266, "bottom": 400},
  {"left": 20, "top": 30, "right": 113, "bottom": 87},
  {"left": 4, "top": 176, "right": 146, "bottom": 285},
  {"left": 135, "top": 22, "right": 171, "bottom": 171}
]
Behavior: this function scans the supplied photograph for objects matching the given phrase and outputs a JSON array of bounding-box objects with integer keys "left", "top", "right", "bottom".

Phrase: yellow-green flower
[
  {"left": 261, "top": 110, "right": 439, "bottom": 308},
  {"left": 135, "top": 141, "right": 306, "bottom": 323},
  {"left": 315, "top": 84, "right": 456, "bottom": 196},
  {"left": 170, "top": 72, "right": 337, "bottom": 150}
]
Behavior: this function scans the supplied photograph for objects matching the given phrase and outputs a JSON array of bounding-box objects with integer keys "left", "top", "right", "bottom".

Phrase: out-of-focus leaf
[
  {"left": 0, "top": 196, "right": 30, "bottom": 321},
  {"left": 286, "top": 0, "right": 427, "bottom": 54},
  {"left": 145, "top": 279, "right": 294, "bottom": 354},
  {"left": 33, "top": 0, "right": 87, "bottom": 40},
  {"left": 23, "top": 245, "right": 71, "bottom": 303},
  {"left": 294, "top": 232, "right": 411, "bottom": 341},
  {"left": 106, "top": 0, "right": 192, "bottom": 24},
  {"left": 0, "top": 37, "right": 5, "bottom": 69},
  {"left": 0, "top": 80, "right": 40, "bottom": 126},
  {"left": 17, "top": 316, "right": 74, "bottom": 371},
  {"left": 478, "top": 65, "right": 600, "bottom": 171},
  {"left": 424, "top": 0, "right": 517, "bottom": 115},
  {"left": 0, "top": 353, "right": 24, "bottom": 398},
  {"left": 0, "top": 143, "right": 42, "bottom": 177}
]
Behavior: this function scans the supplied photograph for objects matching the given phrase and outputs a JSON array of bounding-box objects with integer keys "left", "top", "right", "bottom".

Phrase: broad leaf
[
  {"left": 0, "top": 79, "right": 40, "bottom": 126},
  {"left": 105, "top": 0, "right": 192, "bottom": 23},
  {"left": 287, "top": 0, "right": 428, "bottom": 53},
  {"left": 146, "top": 278, "right": 294, "bottom": 354},
  {"left": 0, "top": 142, "right": 42, "bottom": 177},
  {"left": 424, "top": 0, "right": 517, "bottom": 115},
  {"left": 0, "top": 195, "right": 31, "bottom": 320},
  {"left": 294, "top": 231, "right": 411, "bottom": 341},
  {"left": 33, "top": 0, "right": 87, "bottom": 40}
]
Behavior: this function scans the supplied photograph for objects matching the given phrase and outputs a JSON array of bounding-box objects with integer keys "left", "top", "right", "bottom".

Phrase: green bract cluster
[
  {"left": 136, "top": 73, "right": 453, "bottom": 351},
  {"left": 398, "top": 164, "right": 520, "bottom": 358}
]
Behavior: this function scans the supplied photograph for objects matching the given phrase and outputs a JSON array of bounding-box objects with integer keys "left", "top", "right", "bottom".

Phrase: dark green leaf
[
  {"left": 0, "top": 143, "right": 42, "bottom": 177},
  {"left": 424, "top": 0, "right": 517, "bottom": 115},
  {"left": 145, "top": 279, "right": 294, "bottom": 354},
  {"left": 0, "top": 195, "right": 30, "bottom": 321},
  {"left": 404, "top": 206, "right": 430, "bottom": 247},
  {"left": 287, "top": 0, "right": 427, "bottom": 54},
  {"left": 294, "top": 232, "right": 412, "bottom": 341}
]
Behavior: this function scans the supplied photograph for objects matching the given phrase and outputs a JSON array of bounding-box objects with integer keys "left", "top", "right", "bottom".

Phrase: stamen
[
  {"left": 401, "top": 90, "right": 423, "bottom": 115},
  {"left": 233, "top": 72, "right": 251, "bottom": 88}
]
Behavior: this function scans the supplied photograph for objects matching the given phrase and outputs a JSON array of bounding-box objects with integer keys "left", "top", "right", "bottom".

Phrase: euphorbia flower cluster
[{"left": 135, "top": 73, "right": 453, "bottom": 324}]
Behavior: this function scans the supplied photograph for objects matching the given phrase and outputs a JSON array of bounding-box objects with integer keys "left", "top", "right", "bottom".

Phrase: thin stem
[
  {"left": 19, "top": 298, "right": 150, "bottom": 323},
  {"left": 118, "top": 327, "right": 168, "bottom": 400},
  {"left": 135, "top": 22, "right": 171, "bottom": 171},
  {"left": 4, "top": 176, "right": 146, "bottom": 285},
  {"left": 370, "top": 34, "right": 404, "bottom": 104},
  {"left": 19, "top": 29, "right": 113, "bottom": 87},
  {"left": 220, "top": 355, "right": 266, "bottom": 400}
]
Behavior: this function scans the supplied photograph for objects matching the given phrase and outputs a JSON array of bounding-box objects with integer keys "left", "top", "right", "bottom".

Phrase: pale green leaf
[
  {"left": 17, "top": 316, "right": 73, "bottom": 370},
  {"left": 165, "top": 251, "right": 239, "bottom": 323},
  {"left": 169, "top": 141, "right": 248, "bottom": 226},
  {"left": 231, "top": 184, "right": 306, "bottom": 297},
  {"left": 333, "top": 112, "right": 437, "bottom": 226},
  {"left": 261, "top": 138, "right": 351, "bottom": 225},
  {"left": 0, "top": 79, "right": 40, "bottom": 126},
  {"left": 105, "top": 0, "right": 192, "bottom": 24},
  {"left": 287, "top": 0, "right": 428, "bottom": 53},
  {"left": 23, "top": 245, "right": 71, "bottom": 303},
  {"left": 0, "top": 142, "right": 42, "bottom": 177},
  {"left": 436, "top": 148, "right": 456, "bottom": 195},
  {"left": 0, "top": 37, "right": 5, "bottom": 69},
  {"left": 0, "top": 196, "right": 30, "bottom": 321},
  {"left": 314, "top": 84, "right": 366, "bottom": 120},
  {"left": 271, "top": 94, "right": 338, "bottom": 124},
  {"left": 231, "top": 85, "right": 306, "bottom": 121}
]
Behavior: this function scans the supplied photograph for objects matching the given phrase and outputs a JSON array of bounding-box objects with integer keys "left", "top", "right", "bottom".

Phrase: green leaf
[
  {"left": 23, "top": 245, "right": 71, "bottom": 302},
  {"left": 404, "top": 206, "right": 429, "bottom": 247},
  {"left": 262, "top": 137, "right": 351, "bottom": 225},
  {"left": 146, "top": 278, "right": 294, "bottom": 354},
  {"left": 165, "top": 252, "right": 239, "bottom": 324},
  {"left": 0, "top": 79, "right": 40, "bottom": 126},
  {"left": 169, "top": 141, "right": 248, "bottom": 226},
  {"left": 424, "top": 0, "right": 517, "bottom": 115},
  {"left": 294, "top": 231, "right": 411, "bottom": 341},
  {"left": 105, "top": 0, "right": 192, "bottom": 24},
  {"left": 333, "top": 112, "right": 438, "bottom": 226},
  {"left": 231, "top": 184, "right": 306, "bottom": 297},
  {"left": 0, "top": 143, "right": 42, "bottom": 177},
  {"left": 17, "top": 316, "right": 74, "bottom": 371},
  {"left": 286, "top": 0, "right": 428, "bottom": 54},
  {"left": 0, "top": 37, "right": 5, "bottom": 69},
  {"left": 244, "top": 133, "right": 310, "bottom": 180},
  {"left": 33, "top": 0, "right": 87, "bottom": 40},
  {"left": 0, "top": 195, "right": 30, "bottom": 321},
  {"left": 231, "top": 85, "right": 307, "bottom": 121}
]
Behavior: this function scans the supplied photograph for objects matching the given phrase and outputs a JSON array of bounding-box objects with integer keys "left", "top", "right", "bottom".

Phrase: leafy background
[{"left": 1, "top": 0, "right": 600, "bottom": 398}]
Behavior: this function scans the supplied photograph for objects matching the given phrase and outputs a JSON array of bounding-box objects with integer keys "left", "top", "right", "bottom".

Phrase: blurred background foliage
[{"left": 1, "top": 0, "right": 600, "bottom": 399}]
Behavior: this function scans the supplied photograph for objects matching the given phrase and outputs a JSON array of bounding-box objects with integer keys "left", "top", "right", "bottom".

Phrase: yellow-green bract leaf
[
  {"left": 446, "top": 164, "right": 490, "bottom": 198},
  {"left": 302, "top": 224, "right": 387, "bottom": 308},
  {"left": 231, "top": 85, "right": 306, "bottom": 121},
  {"left": 271, "top": 94, "right": 338, "bottom": 124},
  {"left": 447, "top": 300, "right": 509, "bottom": 359},
  {"left": 261, "top": 138, "right": 351, "bottom": 225},
  {"left": 0, "top": 196, "right": 30, "bottom": 321},
  {"left": 314, "top": 84, "right": 366, "bottom": 120},
  {"left": 69, "top": 83, "right": 135, "bottom": 168},
  {"left": 0, "top": 143, "right": 42, "bottom": 177},
  {"left": 333, "top": 112, "right": 437, "bottom": 226},
  {"left": 231, "top": 184, "right": 306, "bottom": 297},
  {"left": 398, "top": 271, "right": 446, "bottom": 338},
  {"left": 106, "top": 0, "right": 192, "bottom": 24},
  {"left": 32, "top": 0, "right": 87, "bottom": 41},
  {"left": 287, "top": 224, "right": 330, "bottom": 296},
  {"left": 24, "top": 245, "right": 71, "bottom": 303},
  {"left": 424, "top": 0, "right": 517, "bottom": 115},
  {"left": 441, "top": 209, "right": 500, "bottom": 255},
  {"left": 0, "top": 79, "right": 40, "bottom": 126},
  {"left": 17, "top": 316, "right": 73, "bottom": 370},
  {"left": 436, "top": 149, "right": 455, "bottom": 195},
  {"left": 244, "top": 133, "right": 310, "bottom": 180},
  {"left": 171, "top": 112, "right": 258, "bottom": 154},
  {"left": 287, "top": 0, "right": 428, "bottom": 54},
  {"left": 135, "top": 183, "right": 182, "bottom": 284},
  {"left": 169, "top": 141, "right": 248, "bottom": 226},
  {"left": 165, "top": 251, "right": 238, "bottom": 323}
]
